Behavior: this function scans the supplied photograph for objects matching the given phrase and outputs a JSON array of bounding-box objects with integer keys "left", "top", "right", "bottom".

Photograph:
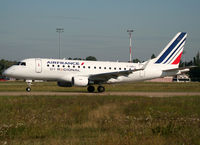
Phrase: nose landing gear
[
  {"left": 26, "top": 80, "right": 32, "bottom": 92},
  {"left": 26, "top": 87, "right": 31, "bottom": 92}
]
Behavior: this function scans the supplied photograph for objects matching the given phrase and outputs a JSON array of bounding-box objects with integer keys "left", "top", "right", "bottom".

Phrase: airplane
[{"left": 3, "top": 32, "right": 190, "bottom": 93}]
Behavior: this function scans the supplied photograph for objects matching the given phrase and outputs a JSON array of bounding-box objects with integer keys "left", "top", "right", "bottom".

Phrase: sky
[{"left": 0, "top": 0, "right": 200, "bottom": 62}]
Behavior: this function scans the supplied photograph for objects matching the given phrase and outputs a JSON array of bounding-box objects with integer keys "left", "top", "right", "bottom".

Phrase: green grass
[
  {"left": 0, "top": 95, "right": 200, "bottom": 145},
  {"left": 0, "top": 81, "right": 200, "bottom": 144},
  {"left": 0, "top": 81, "right": 200, "bottom": 92}
]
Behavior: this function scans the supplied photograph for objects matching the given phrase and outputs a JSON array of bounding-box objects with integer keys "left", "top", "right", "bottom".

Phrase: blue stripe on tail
[
  {"left": 155, "top": 32, "right": 186, "bottom": 64},
  {"left": 163, "top": 38, "right": 186, "bottom": 64}
]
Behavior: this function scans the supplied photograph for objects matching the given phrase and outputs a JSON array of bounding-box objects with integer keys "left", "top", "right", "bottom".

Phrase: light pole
[
  {"left": 56, "top": 28, "right": 64, "bottom": 59},
  {"left": 127, "top": 29, "right": 134, "bottom": 62}
]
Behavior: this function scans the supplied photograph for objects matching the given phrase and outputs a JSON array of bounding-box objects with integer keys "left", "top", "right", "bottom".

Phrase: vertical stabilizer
[{"left": 155, "top": 32, "right": 187, "bottom": 65}]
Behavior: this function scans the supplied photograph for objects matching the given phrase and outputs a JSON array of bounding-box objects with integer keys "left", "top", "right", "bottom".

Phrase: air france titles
[{"left": 47, "top": 61, "right": 80, "bottom": 72}]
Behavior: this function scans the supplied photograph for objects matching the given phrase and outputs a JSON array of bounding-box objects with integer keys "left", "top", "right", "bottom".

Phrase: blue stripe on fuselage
[{"left": 155, "top": 32, "right": 186, "bottom": 63}]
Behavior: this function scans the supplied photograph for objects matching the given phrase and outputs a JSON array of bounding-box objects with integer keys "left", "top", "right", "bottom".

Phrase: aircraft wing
[{"left": 89, "top": 68, "right": 143, "bottom": 82}]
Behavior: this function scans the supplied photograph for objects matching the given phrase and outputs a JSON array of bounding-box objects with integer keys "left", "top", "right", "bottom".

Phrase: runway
[{"left": 0, "top": 92, "right": 200, "bottom": 97}]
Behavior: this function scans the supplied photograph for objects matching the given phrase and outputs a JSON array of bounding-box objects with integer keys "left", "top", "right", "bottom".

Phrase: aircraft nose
[
  {"left": 2, "top": 69, "right": 8, "bottom": 76},
  {"left": 2, "top": 68, "right": 13, "bottom": 77}
]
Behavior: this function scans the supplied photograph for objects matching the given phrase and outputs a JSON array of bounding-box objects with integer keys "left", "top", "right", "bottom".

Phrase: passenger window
[
  {"left": 109, "top": 67, "right": 111, "bottom": 70},
  {"left": 99, "top": 67, "right": 101, "bottom": 69},
  {"left": 78, "top": 66, "right": 80, "bottom": 68},
  {"left": 73, "top": 66, "right": 75, "bottom": 68},
  {"left": 94, "top": 66, "right": 96, "bottom": 69},
  {"left": 47, "top": 64, "right": 49, "bottom": 67},
  {"left": 104, "top": 67, "right": 106, "bottom": 69},
  {"left": 119, "top": 68, "right": 121, "bottom": 70},
  {"left": 114, "top": 67, "right": 116, "bottom": 70},
  {"left": 68, "top": 65, "right": 70, "bottom": 68},
  {"left": 52, "top": 65, "right": 54, "bottom": 67},
  {"left": 63, "top": 65, "right": 65, "bottom": 67},
  {"left": 83, "top": 66, "right": 85, "bottom": 68},
  {"left": 88, "top": 66, "right": 90, "bottom": 69},
  {"left": 124, "top": 68, "right": 126, "bottom": 70},
  {"left": 57, "top": 65, "right": 60, "bottom": 67}
]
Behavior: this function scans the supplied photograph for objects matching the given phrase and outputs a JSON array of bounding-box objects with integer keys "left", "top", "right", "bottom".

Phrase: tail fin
[{"left": 155, "top": 32, "right": 187, "bottom": 65}]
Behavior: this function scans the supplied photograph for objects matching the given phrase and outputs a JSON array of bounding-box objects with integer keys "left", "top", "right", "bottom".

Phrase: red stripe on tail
[{"left": 171, "top": 52, "right": 183, "bottom": 64}]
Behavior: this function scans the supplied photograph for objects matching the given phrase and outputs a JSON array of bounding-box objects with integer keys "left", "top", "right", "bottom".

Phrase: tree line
[
  {"left": 0, "top": 53, "right": 200, "bottom": 81},
  {"left": 182, "top": 51, "right": 200, "bottom": 81}
]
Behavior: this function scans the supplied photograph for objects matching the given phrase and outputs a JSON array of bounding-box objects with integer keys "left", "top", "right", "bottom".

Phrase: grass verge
[{"left": 0, "top": 95, "right": 199, "bottom": 145}]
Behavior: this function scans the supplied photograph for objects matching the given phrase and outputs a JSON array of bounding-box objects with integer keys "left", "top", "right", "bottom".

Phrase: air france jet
[{"left": 3, "top": 32, "right": 189, "bottom": 92}]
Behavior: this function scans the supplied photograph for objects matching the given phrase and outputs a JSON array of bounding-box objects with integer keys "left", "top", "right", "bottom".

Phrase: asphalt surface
[{"left": 0, "top": 92, "right": 200, "bottom": 97}]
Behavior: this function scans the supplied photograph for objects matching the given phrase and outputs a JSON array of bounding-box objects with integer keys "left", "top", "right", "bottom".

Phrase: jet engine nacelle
[
  {"left": 57, "top": 81, "right": 73, "bottom": 87},
  {"left": 73, "top": 76, "right": 88, "bottom": 87}
]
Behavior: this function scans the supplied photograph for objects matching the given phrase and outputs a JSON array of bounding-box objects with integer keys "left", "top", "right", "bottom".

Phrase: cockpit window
[
  {"left": 21, "top": 62, "right": 26, "bottom": 66},
  {"left": 16, "top": 62, "right": 26, "bottom": 66}
]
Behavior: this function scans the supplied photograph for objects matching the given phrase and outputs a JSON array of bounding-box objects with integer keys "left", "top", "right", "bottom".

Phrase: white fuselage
[{"left": 4, "top": 58, "right": 167, "bottom": 84}]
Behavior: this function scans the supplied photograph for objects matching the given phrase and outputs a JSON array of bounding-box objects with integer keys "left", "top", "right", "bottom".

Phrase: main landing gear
[
  {"left": 87, "top": 85, "right": 105, "bottom": 93},
  {"left": 26, "top": 80, "right": 32, "bottom": 92}
]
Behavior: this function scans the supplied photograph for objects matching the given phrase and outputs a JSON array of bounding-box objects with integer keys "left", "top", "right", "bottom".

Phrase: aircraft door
[{"left": 35, "top": 59, "right": 42, "bottom": 73}]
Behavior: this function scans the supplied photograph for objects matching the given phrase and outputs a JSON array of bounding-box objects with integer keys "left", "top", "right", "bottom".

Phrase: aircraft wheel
[
  {"left": 97, "top": 86, "right": 105, "bottom": 93},
  {"left": 87, "top": 86, "right": 95, "bottom": 93},
  {"left": 26, "top": 87, "right": 31, "bottom": 92}
]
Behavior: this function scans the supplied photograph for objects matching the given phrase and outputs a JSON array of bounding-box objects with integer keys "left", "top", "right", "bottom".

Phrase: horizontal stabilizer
[{"left": 163, "top": 66, "right": 196, "bottom": 72}]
